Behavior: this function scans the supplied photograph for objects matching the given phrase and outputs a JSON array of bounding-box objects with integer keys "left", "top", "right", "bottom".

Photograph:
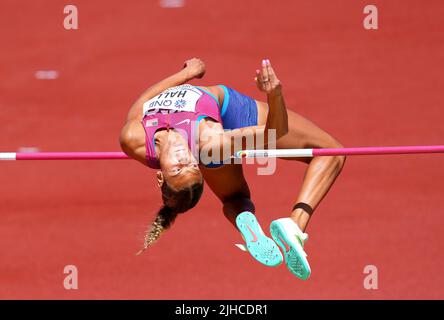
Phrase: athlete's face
[{"left": 157, "top": 132, "right": 202, "bottom": 190}]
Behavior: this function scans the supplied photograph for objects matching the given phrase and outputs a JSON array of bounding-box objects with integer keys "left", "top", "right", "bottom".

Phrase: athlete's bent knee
[
  {"left": 330, "top": 141, "right": 346, "bottom": 173},
  {"left": 222, "top": 193, "right": 254, "bottom": 210}
]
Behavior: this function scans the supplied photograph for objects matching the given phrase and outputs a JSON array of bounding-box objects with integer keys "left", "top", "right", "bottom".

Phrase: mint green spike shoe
[
  {"left": 270, "top": 218, "right": 311, "bottom": 280},
  {"left": 235, "top": 212, "right": 283, "bottom": 267}
]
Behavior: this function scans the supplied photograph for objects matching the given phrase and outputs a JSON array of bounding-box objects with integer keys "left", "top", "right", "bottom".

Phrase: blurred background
[{"left": 0, "top": 0, "right": 443, "bottom": 299}]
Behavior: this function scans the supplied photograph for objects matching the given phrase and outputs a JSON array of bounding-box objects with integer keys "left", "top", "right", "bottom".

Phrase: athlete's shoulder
[{"left": 196, "top": 85, "right": 225, "bottom": 106}]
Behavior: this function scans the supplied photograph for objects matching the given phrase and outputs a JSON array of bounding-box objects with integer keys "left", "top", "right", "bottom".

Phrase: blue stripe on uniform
[
  {"left": 195, "top": 115, "right": 224, "bottom": 168},
  {"left": 218, "top": 85, "right": 230, "bottom": 118}
]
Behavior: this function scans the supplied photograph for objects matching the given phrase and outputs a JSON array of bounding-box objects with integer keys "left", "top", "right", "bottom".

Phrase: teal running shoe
[
  {"left": 235, "top": 211, "right": 283, "bottom": 267},
  {"left": 270, "top": 218, "right": 311, "bottom": 280}
]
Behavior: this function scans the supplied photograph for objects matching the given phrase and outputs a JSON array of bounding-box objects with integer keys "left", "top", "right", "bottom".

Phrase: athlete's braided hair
[{"left": 136, "top": 179, "right": 203, "bottom": 255}]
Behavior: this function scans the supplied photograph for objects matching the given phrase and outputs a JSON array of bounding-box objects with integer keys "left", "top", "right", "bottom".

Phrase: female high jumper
[{"left": 119, "top": 58, "right": 345, "bottom": 280}]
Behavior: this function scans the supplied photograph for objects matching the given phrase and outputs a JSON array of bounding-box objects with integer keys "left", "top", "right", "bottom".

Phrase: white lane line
[
  {"left": 160, "top": 0, "right": 185, "bottom": 8},
  {"left": 18, "top": 147, "right": 40, "bottom": 153},
  {"left": 35, "top": 70, "right": 59, "bottom": 80}
]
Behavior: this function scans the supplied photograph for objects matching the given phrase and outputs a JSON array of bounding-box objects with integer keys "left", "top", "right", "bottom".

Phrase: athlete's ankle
[{"left": 289, "top": 213, "right": 308, "bottom": 233}]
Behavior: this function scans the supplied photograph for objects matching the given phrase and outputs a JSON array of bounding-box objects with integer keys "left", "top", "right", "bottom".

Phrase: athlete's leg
[
  {"left": 200, "top": 164, "right": 253, "bottom": 227},
  {"left": 256, "top": 101, "right": 345, "bottom": 278},
  {"left": 278, "top": 110, "right": 345, "bottom": 231},
  {"left": 256, "top": 101, "right": 346, "bottom": 232},
  {"left": 200, "top": 164, "right": 283, "bottom": 267}
]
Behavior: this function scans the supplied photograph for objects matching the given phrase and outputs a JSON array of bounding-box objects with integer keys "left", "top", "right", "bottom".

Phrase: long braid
[
  {"left": 136, "top": 180, "right": 203, "bottom": 255},
  {"left": 136, "top": 206, "right": 177, "bottom": 255}
]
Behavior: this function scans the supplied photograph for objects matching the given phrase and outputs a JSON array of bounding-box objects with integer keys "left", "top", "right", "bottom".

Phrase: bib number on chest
[{"left": 143, "top": 85, "right": 202, "bottom": 116}]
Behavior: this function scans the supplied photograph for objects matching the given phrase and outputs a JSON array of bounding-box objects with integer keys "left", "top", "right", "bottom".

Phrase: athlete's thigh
[
  {"left": 279, "top": 109, "right": 341, "bottom": 148},
  {"left": 278, "top": 110, "right": 342, "bottom": 162},
  {"left": 199, "top": 164, "right": 251, "bottom": 202},
  {"left": 256, "top": 101, "right": 341, "bottom": 163}
]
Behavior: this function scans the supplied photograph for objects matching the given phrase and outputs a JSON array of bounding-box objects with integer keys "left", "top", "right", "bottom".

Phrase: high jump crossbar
[
  {"left": 1, "top": 145, "right": 444, "bottom": 161},
  {"left": 235, "top": 145, "right": 444, "bottom": 158}
]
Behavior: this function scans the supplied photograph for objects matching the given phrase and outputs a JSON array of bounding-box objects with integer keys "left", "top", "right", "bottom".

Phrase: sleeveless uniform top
[{"left": 141, "top": 84, "right": 221, "bottom": 169}]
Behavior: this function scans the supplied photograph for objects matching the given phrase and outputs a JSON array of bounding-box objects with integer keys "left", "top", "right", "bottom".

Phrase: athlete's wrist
[
  {"left": 267, "top": 88, "right": 283, "bottom": 100},
  {"left": 179, "top": 68, "right": 194, "bottom": 83},
  {"left": 267, "top": 82, "right": 283, "bottom": 96}
]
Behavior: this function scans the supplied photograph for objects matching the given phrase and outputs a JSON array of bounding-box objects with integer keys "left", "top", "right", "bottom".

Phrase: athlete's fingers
[
  {"left": 261, "top": 59, "right": 270, "bottom": 82},
  {"left": 266, "top": 60, "right": 277, "bottom": 82},
  {"left": 256, "top": 69, "right": 263, "bottom": 86},
  {"left": 265, "top": 59, "right": 275, "bottom": 91},
  {"left": 256, "top": 69, "right": 263, "bottom": 82},
  {"left": 266, "top": 60, "right": 282, "bottom": 92},
  {"left": 255, "top": 70, "right": 263, "bottom": 91}
]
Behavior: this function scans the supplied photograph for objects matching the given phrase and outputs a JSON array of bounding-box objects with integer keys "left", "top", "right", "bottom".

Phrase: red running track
[{"left": 0, "top": 0, "right": 443, "bottom": 299}]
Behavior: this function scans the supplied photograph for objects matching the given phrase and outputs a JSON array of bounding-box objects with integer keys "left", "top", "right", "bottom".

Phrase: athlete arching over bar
[{"left": 119, "top": 58, "right": 345, "bottom": 279}]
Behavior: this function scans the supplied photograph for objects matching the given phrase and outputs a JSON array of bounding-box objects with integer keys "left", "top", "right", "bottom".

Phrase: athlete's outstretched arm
[
  {"left": 120, "top": 58, "right": 206, "bottom": 162},
  {"left": 125, "top": 58, "right": 206, "bottom": 121},
  {"left": 255, "top": 59, "right": 289, "bottom": 140},
  {"left": 201, "top": 59, "right": 289, "bottom": 157}
]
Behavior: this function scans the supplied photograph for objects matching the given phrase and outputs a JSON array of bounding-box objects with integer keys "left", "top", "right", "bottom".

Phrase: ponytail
[
  {"left": 136, "top": 205, "right": 178, "bottom": 255},
  {"left": 136, "top": 179, "right": 204, "bottom": 255}
]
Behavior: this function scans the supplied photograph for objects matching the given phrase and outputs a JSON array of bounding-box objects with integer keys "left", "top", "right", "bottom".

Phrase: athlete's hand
[
  {"left": 183, "top": 58, "right": 206, "bottom": 80},
  {"left": 255, "top": 59, "right": 282, "bottom": 96}
]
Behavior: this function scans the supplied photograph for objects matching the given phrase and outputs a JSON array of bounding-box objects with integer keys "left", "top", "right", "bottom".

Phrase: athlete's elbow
[
  {"left": 119, "top": 127, "right": 138, "bottom": 157},
  {"left": 279, "top": 113, "right": 289, "bottom": 138},
  {"left": 277, "top": 122, "right": 289, "bottom": 139},
  {"left": 119, "top": 129, "right": 130, "bottom": 151},
  {"left": 272, "top": 121, "right": 289, "bottom": 140},
  {"left": 119, "top": 137, "right": 133, "bottom": 157}
]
